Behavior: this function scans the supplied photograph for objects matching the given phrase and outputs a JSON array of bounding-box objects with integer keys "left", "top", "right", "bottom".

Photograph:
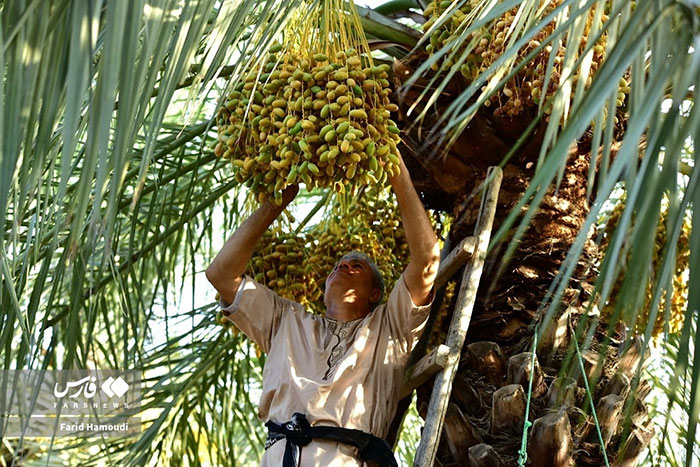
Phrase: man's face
[{"left": 323, "top": 255, "right": 381, "bottom": 312}]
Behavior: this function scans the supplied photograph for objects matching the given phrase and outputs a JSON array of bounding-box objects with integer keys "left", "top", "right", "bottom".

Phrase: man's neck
[{"left": 325, "top": 301, "right": 370, "bottom": 322}]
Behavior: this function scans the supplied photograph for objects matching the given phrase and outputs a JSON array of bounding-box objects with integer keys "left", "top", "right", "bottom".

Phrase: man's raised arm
[
  {"left": 206, "top": 185, "right": 298, "bottom": 306},
  {"left": 388, "top": 156, "right": 440, "bottom": 306}
]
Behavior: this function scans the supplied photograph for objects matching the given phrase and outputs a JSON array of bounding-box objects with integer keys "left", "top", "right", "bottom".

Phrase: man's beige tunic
[{"left": 219, "top": 271, "right": 432, "bottom": 466}]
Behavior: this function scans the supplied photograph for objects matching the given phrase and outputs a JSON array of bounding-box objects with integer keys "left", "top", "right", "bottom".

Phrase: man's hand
[
  {"left": 388, "top": 153, "right": 440, "bottom": 306},
  {"left": 281, "top": 184, "right": 299, "bottom": 207},
  {"left": 206, "top": 183, "right": 299, "bottom": 306}
]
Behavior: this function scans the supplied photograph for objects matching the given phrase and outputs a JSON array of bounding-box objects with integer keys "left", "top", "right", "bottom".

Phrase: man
[{"left": 206, "top": 155, "right": 440, "bottom": 466}]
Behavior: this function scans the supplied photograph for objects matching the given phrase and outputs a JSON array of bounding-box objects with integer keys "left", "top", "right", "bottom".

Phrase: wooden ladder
[{"left": 399, "top": 166, "right": 503, "bottom": 466}]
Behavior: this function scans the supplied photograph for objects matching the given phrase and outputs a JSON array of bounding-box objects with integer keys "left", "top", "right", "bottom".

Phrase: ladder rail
[{"left": 413, "top": 166, "right": 503, "bottom": 467}]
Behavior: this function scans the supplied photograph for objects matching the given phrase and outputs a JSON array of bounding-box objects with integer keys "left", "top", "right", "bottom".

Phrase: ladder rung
[
  {"left": 400, "top": 344, "right": 450, "bottom": 399},
  {"left": 434, "top": 236, "right": 476, "bottom": 290}
]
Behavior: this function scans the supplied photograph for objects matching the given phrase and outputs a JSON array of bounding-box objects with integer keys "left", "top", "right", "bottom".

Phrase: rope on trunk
[
  {"left": 573, "top": 327, "right": 611, "bottom": 466},
  {"left": 517, "top": 324, "right": 538, "bottom": 466}
]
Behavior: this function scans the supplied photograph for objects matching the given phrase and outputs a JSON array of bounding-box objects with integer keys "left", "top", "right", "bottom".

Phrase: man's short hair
[{"left": 339, "top": 251, "right": 385, "bottom": 305}]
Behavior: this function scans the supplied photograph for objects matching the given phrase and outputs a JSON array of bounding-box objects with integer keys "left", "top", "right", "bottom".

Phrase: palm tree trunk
[{"left": 394, "top": 55, "right": 653, "bottom": 466}]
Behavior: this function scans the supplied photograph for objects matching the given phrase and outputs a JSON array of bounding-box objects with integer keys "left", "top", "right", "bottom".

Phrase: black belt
[{"left": 265, "top": 412, "right": 398, "bottom": 467}]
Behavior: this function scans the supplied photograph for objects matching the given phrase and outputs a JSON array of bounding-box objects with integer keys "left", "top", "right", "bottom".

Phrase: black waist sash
[{"left": 265, "top": 412, "right": 398, "bottom": 467}]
